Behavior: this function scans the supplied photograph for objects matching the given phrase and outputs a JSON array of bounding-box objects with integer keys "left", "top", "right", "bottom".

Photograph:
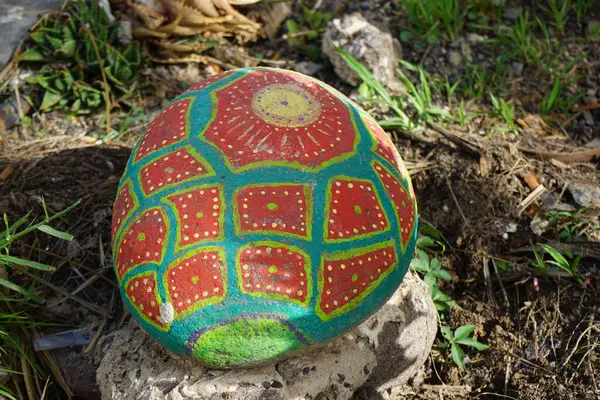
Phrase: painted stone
[{"left": 111, "top": 67, "right": 418, "bottom": 369}]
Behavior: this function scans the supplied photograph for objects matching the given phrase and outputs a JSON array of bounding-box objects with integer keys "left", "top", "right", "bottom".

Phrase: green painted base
[{"left": 190, "top": 315, "right": 306, "bottom": 368}]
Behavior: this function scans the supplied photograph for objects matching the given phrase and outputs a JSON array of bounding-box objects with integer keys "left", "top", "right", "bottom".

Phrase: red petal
[
  {"left": 125, "top": 271, "right": 167, "bottom": 329},
  {"left": 164, "top": 185, "right": 224, "bottom": 251},
  {"left": 234, "top": 184, "right": 311, "bottom": 240},
  {"left": 324, "top": 177, "right": 389, "bottom": 242},
  {"left": 361, "top": 113, "right": 407, "bottom": 177},
  {"left": 134, "top": 99, "right": 191, "bottom": 162},
  {"left": 164, "top": 247, "right": 226, "bottom": 319},
  {"left": 237, "top": 242, "right": 311, "bottom": 306},
  {"left": 112, "top": 180, "right": 138, "bottom": 247},
  {"left": 115, "top": 207, "right": 167, "bottom": 279},
  {"left": 318, "top": 243, "right": 398, "bottom": 319},
  {"left": 373, "top": 162, "right": 416, "bottom": 251},
  {"left": 140, "top": 147, "right": 214, "bottom": 196}
]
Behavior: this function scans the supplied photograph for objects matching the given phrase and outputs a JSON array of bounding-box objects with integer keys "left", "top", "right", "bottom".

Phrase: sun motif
[
  {"left": 201, "top": 69, "right": 359, "bottom": 172},
  {"left": 251, "top": 84, "right": 321, "bottom": 127}
]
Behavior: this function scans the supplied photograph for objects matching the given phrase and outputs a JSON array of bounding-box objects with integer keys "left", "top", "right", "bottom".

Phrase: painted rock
[{"left": 111, "top": 68, "right": 418, "bottom": 369}]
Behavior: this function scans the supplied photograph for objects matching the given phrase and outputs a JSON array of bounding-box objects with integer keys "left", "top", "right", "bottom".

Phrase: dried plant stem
[{"left": 85, "top": 27, "right": 112, "bottom": 134}]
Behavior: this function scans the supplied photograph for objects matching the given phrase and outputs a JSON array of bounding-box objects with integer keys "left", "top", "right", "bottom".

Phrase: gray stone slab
[{"left": 0, "top": 0, "right": 62, "bottom": 68}]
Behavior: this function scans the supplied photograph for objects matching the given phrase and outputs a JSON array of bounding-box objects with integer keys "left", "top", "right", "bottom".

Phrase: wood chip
[
  {"left": 521, "top": 171, "right": 540, "bottom": 190},
  {"left": 518, "top": 146, "right": 600, "bottom": 164},
  {"left": 518, "top": 185, "right": 546, "bottom": 215},
  {"left": 0, "top": 165, "right": 14, "bottom": 181}
]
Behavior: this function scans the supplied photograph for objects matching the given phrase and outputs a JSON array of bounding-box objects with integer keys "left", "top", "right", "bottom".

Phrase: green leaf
[
  {"left": 451, "top": 343, "right": 465, "bottom": 367},
  {"left": 285, "top": 19, "right": 300, "bottom": 45},
  {"left": 416, "top": 236, "right": 436, "bottom": 249},
  {"left": 410, "top": 249, "right": 430, "bottom": 272},
  {"left": 419, "top": 223, "right": 444, "bottom": 241},
  {"left": 440, "top": 325, "right": 453, "bottom": 341},
  {"left": 60, "top": 40, "right": 77, "bottom": 56},
  {"left": 71, "top": 98, "right": 82, "bottom": 112},
  {"left": 453, "top": 325, "right": 475, "bottom": 340},
  {"left": 431, "top": 269, "right": 452, "bottom": 281},
  {"left": 494, "top": 260, "right": 512, "bottom": 271},
  {"left": 40, "top": 91, "right": 65, "bottom": 111},
  {"left": 37, "top": 224, "right": 73, "bottom": 241},
  {"left": 426, "top": 34, "right": 440, "bottom": 44},
  {"left": 399, "top": 31, "right": 414, "bottom": 42},
  {"left": 378, "top": 117, "right": 410, "bottom": 130},
  {"left": 0, "top": 255, "right": 55, "bottom": 271},
  {"left": 0, "top": 278, "right": 43, "bottom": 303},
  {"left": 539, "top": 244, "right": 571, "bottom": 272},
  {"left": 17, "top": 48, "right": 45, "bottom": 61},
  {"left": 455, "top": 337, "right": 489, "bottom": 351},
  {"left": 424, "top": 273, "right": 437, "bottom": 286}
]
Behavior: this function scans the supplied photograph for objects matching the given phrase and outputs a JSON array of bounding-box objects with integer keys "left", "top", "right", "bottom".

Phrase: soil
[{"left": 0, "top": 0, "right": 599, "bottom": 399}]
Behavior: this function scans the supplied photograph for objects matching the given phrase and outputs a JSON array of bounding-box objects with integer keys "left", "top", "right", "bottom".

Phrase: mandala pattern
[
  {"left": 124, "top": 270, "right": 169, "bottom": 331},
  {"left": 134, "top": 98, "right": 192, "bottom": 162},
  {"left": 163, "top": 184, "right": 225, "bottom": 251},
  {"left": 233, "top": 183, "right": 312, "bottom": 240},
  {"left": 139, "top": 147, "right": 215, "bottom": 196},
  {"left": 115, "top": 207, "right": 168, "bottom": 280},
  {"left": 324, "top": 176, "right": 390, "bottom": 242},
  {"left": 112, "top": 68, "right": 418, "bottom": 369},
  {"left": 237, "top": 242, "right": 311, "bottom": 306},
  {"left": 201, "top": 69, "right": 359, "bottom": 172},
  {"left": 164, "top": 247, "right": 227, "bottom": 320},
  {"left": 317, "top": 242, "right": 398, "bottom": 321},
  {"left": 372, "top": 161, "right": 417, "bottom": 252}
]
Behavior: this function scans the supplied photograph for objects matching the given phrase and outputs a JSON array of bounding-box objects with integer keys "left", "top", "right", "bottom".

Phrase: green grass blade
[
  {"left": 0, "top": 386, "right": 18, "bottom": 400},
  {"left": 0, "top": 255, "right": 55, "bottom": 271},
  {"left": 335, "top": 48, "right": 392, "bottom": 102},
  {"left": 37, "top": 224, "right": 73, "bottom": 241},
  {"left": 0, "top": 278, "right": 43, "bottom": 302},
  {"left": 539, "top": 244, "right": 571, "bottom": 272}
]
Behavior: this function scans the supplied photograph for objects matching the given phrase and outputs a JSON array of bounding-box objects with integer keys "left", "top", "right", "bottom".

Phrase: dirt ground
[{"left": 1, "top": 0, "right": 600, "bottom": 399}]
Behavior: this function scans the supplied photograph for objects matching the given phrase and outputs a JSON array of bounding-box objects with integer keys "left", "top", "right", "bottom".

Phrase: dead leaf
[
  {"left": 517, "top": 114, "right": 554, "bottom": 136},
  {"left": 479, "top": 153, "right": 492, "bottom": 177},
  {"left": 0, "top": 165, "right": 14, "bottom": 181}
]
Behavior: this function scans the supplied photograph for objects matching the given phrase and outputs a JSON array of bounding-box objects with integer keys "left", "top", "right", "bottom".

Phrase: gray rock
[
  {"left": 0, "top": 0, "right": 61, "bottom": 68},
  {"left": 95, "top": 271, "right": 436, "bottom": 400},
  {"left": 503, "top": 7, "right": 522, "bottom": 20},
  {"left": 448, "top": 51, "right": 462, "bottom": 67},
  {"left": 569, "top": 182, "right": 600, "bottom": 207},
  {"left": 294, "top": 61, "right": 324, "bottom": 76},
  {"left": 466, "top": 33, "right": 487, "bottom": 43},
  {"left": 511, "top": 61, "right": 524, "bottom": 76},
  {"left": 360, "top": 272, "right": 438, "bottom": 392},
  {"left": 322, "top": 13, "right": 404, "bottom": 92}
]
